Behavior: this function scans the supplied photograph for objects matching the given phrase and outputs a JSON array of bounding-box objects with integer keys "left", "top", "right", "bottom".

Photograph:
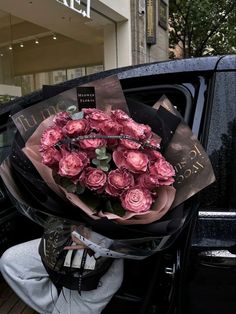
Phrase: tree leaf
[{"left": 169, "top": 0, "right": 235, "bottom": 58}]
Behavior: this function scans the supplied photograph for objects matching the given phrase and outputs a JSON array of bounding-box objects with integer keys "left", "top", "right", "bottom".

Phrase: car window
[
  {"left": 124, "top": 84, "right": 192, "bottom": 122},
  {"left": 122, "top": 75, "right": 208, "bottom": 133},
  {"left": 0, "top": 128, "right": 15, "bottom": 163},
  {"left": 199, "top": 70, "right": 236, "bottom": 210}
]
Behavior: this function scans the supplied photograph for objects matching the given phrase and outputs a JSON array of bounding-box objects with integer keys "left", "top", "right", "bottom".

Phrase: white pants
[{"left": 0, "top": 239, "right": 124, "bottom": 314}]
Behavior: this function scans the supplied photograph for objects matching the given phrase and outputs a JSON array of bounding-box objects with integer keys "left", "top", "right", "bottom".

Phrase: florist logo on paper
[
  {"left": 56, "top": 0, "right": 91, "bottom": 18},
  {"left": 174, "top": 144, "right": 204, "bottom": 185}
]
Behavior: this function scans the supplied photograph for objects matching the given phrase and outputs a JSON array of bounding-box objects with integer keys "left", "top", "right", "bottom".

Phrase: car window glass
[{"left": 200, "top": 71, "right": 236, "bottom": 210}]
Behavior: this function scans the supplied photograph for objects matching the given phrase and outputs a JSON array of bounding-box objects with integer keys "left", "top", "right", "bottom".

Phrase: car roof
[{"left": 0, "top": 55, "right": 235, "bottom": 118}]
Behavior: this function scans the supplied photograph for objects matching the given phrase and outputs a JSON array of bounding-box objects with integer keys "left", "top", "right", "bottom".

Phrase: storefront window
[
  {"left": 67, "top": 67, "right": 86, "bottom": 80},
  {"left": 86, "top": 65, "right": 104, "bottom": 75},
  {"left": 14, "top": 65, "right": 103, "bottom": 94},
  {"left": 14, "top": 75, "right": 34, "bottom": 95},
  {"left": 51, "top": 70, "right": 67, "bottom": 84},
  {"left": 0, "top": 9, "right": 104, "bottom": 97}
]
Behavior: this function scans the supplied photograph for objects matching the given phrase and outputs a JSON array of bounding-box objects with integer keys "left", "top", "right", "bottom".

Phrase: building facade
[{"left": 0, "top": 0, "right": 169, "bottom": 97}]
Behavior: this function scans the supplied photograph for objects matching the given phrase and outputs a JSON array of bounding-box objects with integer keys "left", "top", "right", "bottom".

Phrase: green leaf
[
  {"left": 95, "top": 147, "right": 106, "bottom": 155},
  {"left": 97, "top": 153, "right": 111, "bottom": 161},
  {"left": 59, "top": 177, "right": 74, "bottom": 188},
  {"left": 71, "top": 111, "right": 84, "bottom": 120},
  {"left": 104, "top": 153, "right": 111, "bottom": 163},
  {"left": 57, "top": 177, "right": 78, "bottom": 193},
  {"left": 79, "top": 194, "right": 100, "bottom": 211},
  {"left": 100, "top": 165, "right": 110, "bottom": 172},
  {"left": 105, "top": 201, "right": 126, "bottom": 217},
  {"left": 76, "top": 184, "right": 85, "bottom": 195},
  {"left": 112, "top": 202, "right": 126, "bottom": 217},
  {"left": 97, "top": 155, "right": 109, "bottom": 160},
  {"left": 66, "top": 184, "right": 77, "bottom": 193},
  {"left": 92, "top": 158, "right": 100, "bottom": 165},
  {"left": 53, "top": 172, "right": 60, "bottom": 183},
  {"left": 93, "top": 147, "right": 111, "bottom": 171},
  {"left": 105, "top": 200, "right": 114, "bottom": 213}
]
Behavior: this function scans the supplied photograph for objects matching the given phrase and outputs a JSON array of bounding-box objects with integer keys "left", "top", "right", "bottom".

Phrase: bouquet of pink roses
[
  {"left": 35, "top": 108, "right": 176, "bottom": 225},
  {"left": 0, "top": 76, "right": 216, "bottom": 297}
]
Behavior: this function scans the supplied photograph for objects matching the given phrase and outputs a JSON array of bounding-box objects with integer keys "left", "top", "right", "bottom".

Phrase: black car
[{"left": 0, "top": 54, "right": 236, "bottom": 314}]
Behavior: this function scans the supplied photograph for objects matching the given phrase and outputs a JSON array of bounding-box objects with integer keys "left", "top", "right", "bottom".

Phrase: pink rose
[
  {"left": 111, "top": 109, "right": 131, "bottom": 123},
  {"left": 120, "top": 136, "right": 141, "bottom": 149},
  {"left": 121, "top": 187, "right": 153, "bottom": 212},
  {"left": 100, "top": 120, "right": 123, "bottom": 147},
  {"left": 63, "top": 119, "right": 89, "bottom": 137},
  {"left": 149, "top": 158, "right": 175, "bottom": 185},
  {"left": 119, "top": 119, "right": 152, "bottom": 150},
  {"left": 136, "top": 173, "right": 159, "bottom": 190},
  {"left": 123, "top": 120, "right": 151, "bottom": 141},
  {"left": 148, "top": 150, "right": 164, "bottom": 162},
  {"left": 40, "top": 147, "right": 61, "bottom": 167},
  {"left": 58, "top": 151, "right": 89, "bottom": 178},
  {"left": 84, "top": 109, "right": 111, "bottom": 131},
  {"left": 40, "top": 126, "right": 64, "bottom": 149},
  {"left": 105, "top": 169, "right": 134, "bottom": 196},
  {"left": 82, "top": 167, "right": 107, "bottom": 191},
  {"left": 100, "top": 120, "right": 123, "bottom": 136},
  {"left": 145, "top": 137, "right": 162, "bottom": 161},
  {"left": 79, "top": 133, "right": 106, "bottom": 150},
  {"left": 113, "top": 150, "right": 149, "bottom": 173},
  {"left": 53, "top": 112, "right": 71, "bottom": 127},
  {"left": 82, "top": 108, "right": 99, "bottom": 115}
]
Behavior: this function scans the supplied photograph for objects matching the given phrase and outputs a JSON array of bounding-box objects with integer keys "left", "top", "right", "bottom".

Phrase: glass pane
[
  {"left": 14, "top": 75, "right": 34, "bottom": 95},
  {"left": 35, "top": 72, "right": 51, "bottom": 90},
  {"left": 51, "top": 70, "right": 67, "bottom": 84},
  {"left": 0, "top": 128, "right": 16, "bottom": 162},
  {"left": 67, "top": 67, "right": 86, "bottom": 80},
  {"left": 86, "top": 65, "right": 104, "bottom": 75}
]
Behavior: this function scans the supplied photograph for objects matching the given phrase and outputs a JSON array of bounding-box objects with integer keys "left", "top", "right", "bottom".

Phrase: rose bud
[
  {"left": 40, "top": 126, "right": 64, "bottom": 149},
  {"left": 79, "top": 133, "right": 106, "bottom": 150},
  {"left": 40, "top": 147, "right": 61, "bottom": 167},
  {"left": 58, "top": 151, "right": 89, "bottom": 178},
  {"left": 149, "top": 158, "right": 175, "bottom": 186},
  {"left": 82, "top": 167, "right": 107, "bottom": 191},
  {"left": 113, "top": 150, "right": 149, "bottom": 173},
  {"left": 63, "top": 119, "right": 90, "bottom": 137},
  {"left": 105, "top": 169, "right": 134, "bottom": 197},
  {"left": 53, "top": 111, "right": 71, "bottom": 127},
  {"left": 121, "top": 187, "right": 153, "bottom": 213}
]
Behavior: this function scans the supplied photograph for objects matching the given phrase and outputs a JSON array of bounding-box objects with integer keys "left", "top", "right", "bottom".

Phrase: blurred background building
[{"left": 0, "top": 0, "right": 169, "bottom": 97}]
